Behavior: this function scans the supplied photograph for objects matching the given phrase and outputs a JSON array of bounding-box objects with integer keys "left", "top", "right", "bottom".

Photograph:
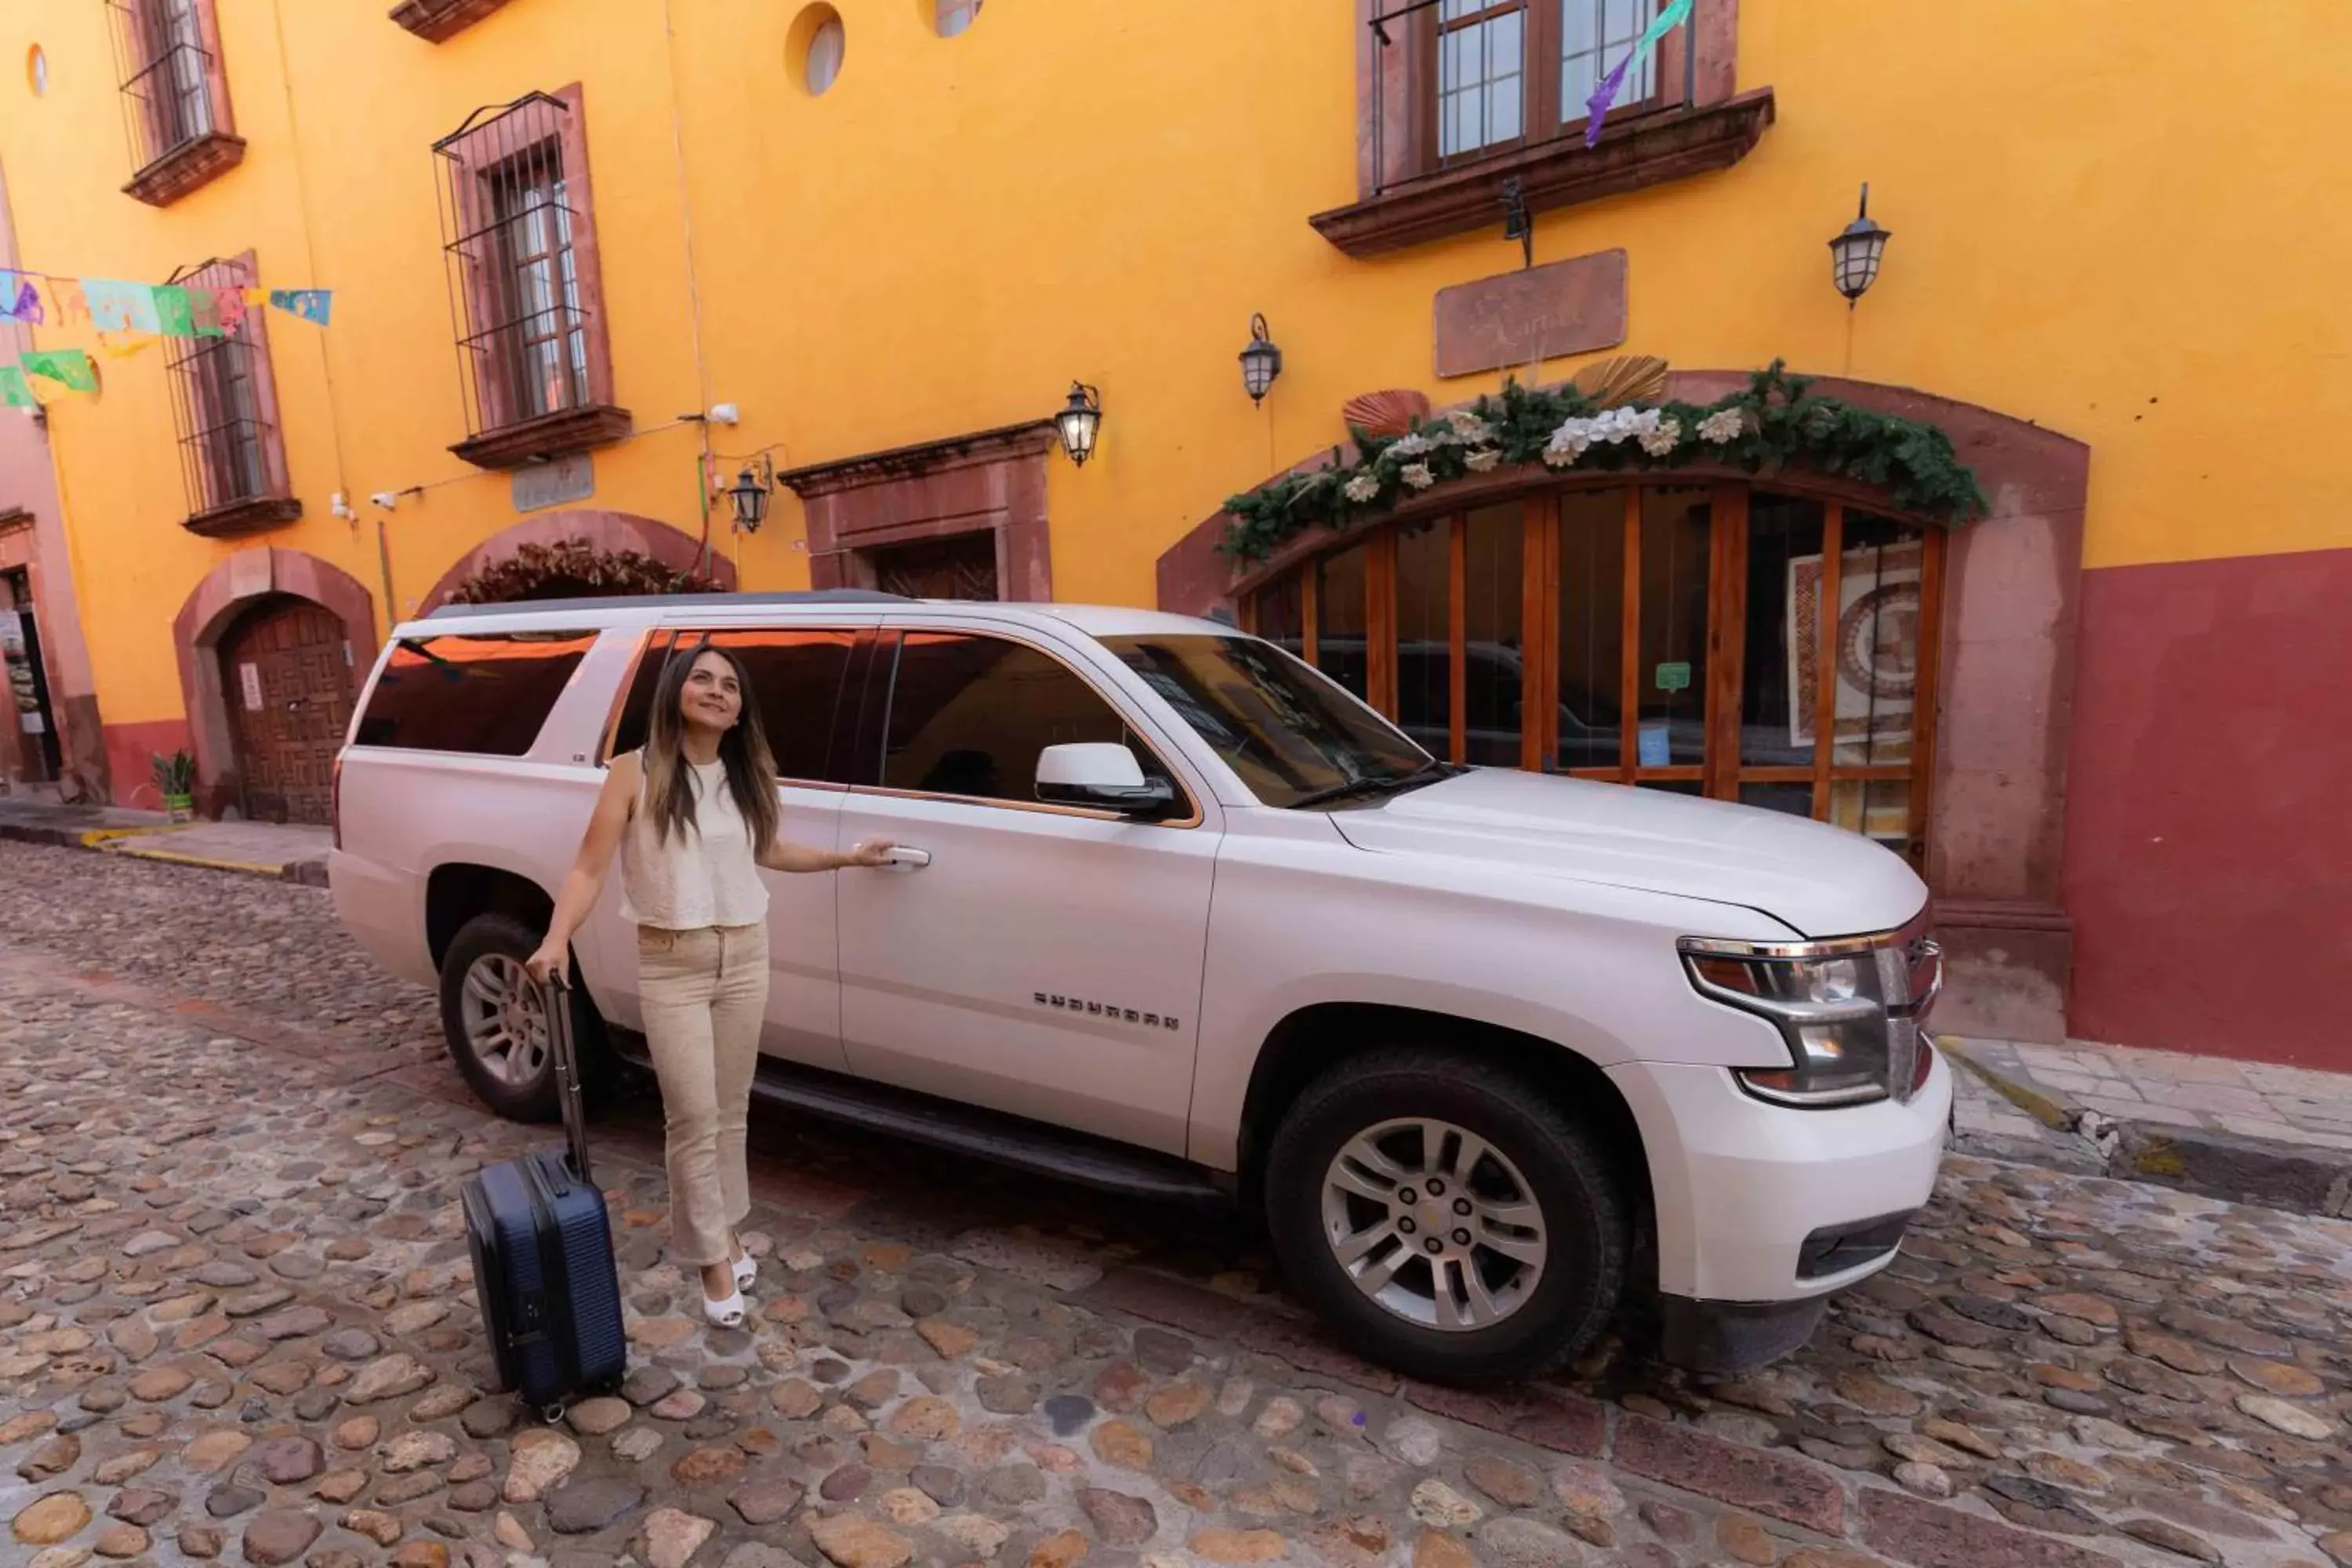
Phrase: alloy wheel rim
[
  {"left": 1319, "top": 1116, "right": 1547, "bottom": 1331},
  {"left": 460, "top": 953, "right": 550, "bottom": 1089}
]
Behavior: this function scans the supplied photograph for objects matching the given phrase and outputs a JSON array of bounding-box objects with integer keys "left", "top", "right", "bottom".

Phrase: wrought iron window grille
[
  {"left": 163, "top": 259, "right": 285, "bottom": 527},
  {"left": 105, "top": 0, "right": 225, "bottom": 177},
  {"left": 434, "top": 93, "right": 617, "bottom": 452}
]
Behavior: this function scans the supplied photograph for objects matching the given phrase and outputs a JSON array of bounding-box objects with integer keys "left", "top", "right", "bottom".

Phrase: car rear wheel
[
  {"left": 440, "top": 912, "right": 563, "bottom": 1122},
  {"left": 1265, "top": 1049, "right": 1627, "bottom": 1385}
]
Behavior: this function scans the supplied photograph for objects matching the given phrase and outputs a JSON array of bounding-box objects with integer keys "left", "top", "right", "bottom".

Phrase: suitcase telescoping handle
[{"left": 542, "top": 973, "right": 593, "bottom": 1189}]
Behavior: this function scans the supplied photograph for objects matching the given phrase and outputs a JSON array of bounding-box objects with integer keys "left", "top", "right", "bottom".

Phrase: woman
[{"left": 526, "top": 641, "right": 891, "bottom": 1327}]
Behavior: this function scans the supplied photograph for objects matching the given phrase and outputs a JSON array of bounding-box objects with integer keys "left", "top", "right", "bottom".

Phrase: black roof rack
[{"left": 423, "top": 589, "right": 906, "bottom": 621}]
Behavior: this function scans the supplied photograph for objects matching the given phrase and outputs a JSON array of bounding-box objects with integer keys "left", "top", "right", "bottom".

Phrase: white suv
[{"left": 330, "top": 590, "right": 1949, "bottom": 1384}]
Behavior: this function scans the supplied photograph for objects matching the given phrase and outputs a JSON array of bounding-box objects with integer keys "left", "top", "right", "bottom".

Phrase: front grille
[{"left": 1880, "top": 914, "right": 1941, "bottom": 1104}]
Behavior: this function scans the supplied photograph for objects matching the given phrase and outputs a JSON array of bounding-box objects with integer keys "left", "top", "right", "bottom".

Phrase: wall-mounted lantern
[
  {"left": 1054, "top": 382, "right": 1102, "bottom": 466},
  {"left": 1830, "top": 183, "right": 1890, "bottom": 307},
  {"left": 1240, "top": 314, "right": 1283, "bottom": 404},
  {"left": 727, "top": 458, "right": 774, "bottom": 532}
]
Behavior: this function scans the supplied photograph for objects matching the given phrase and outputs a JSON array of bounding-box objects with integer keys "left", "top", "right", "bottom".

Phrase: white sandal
[
  {"left": 732, "top": 1254, "right": 757, "bottom": 1291},
  {"left": 702, "top": 1287, "right": 746, "bottom": 1329}
]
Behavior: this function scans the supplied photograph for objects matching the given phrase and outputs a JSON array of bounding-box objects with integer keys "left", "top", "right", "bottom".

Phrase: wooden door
[
  {"left": 220, "top": 599, "right": 354, "bottom": 824},
  {"left": 869, "top": 533, "right": 1000, "bottom": 601}
]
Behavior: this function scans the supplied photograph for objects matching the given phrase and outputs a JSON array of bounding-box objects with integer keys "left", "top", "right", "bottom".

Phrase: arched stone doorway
[
  {"left": 173, "top": 547, "right": 379, "bottom": 822},
  {"left": 415, "top": 510, "right": 737, "bottom": 615},
  {"left": 217, "top": 597, "right": 353, "bottom": 823},
  {"left": 1157, "top": 368, "right": 2091, "bottom": 1045}
]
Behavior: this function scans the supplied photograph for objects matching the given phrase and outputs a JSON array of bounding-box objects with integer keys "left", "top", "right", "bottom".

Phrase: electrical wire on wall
[
  {"left": 266, "top": 0, "right": 367, "bottom": 611},
  {"left": 662, "top": 0, "right": 717, "bottom": 579}
]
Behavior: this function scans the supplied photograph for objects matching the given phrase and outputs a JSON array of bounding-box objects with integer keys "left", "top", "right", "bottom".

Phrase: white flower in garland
[
  {"left": 1342, "top": 472, "right": 1381, "bottom": 503},
  {"left": 1446, "top": 410, "right": 1496, "bottom": 444},
  {"left": 1400, "top": 463, "right": 1436, "bottom": 491},
  {"left": 1465, "top": 447, "right": 1502, "bottom": 473},
  {"left": 1544, "top": 418, "right": 1595, "bottom": 467},
  {"left": 1606, "top": 407, "right": 1656, "bottom": 444},
  {"left": 1388, "top": 432, "right": 1434, "bottom": 458},
  {"left": 1638, "top": 416, "right": 1682, "bottom": 458},
  {"left": 1697, "top": 407, "right": 1744, "bottom": 445}
]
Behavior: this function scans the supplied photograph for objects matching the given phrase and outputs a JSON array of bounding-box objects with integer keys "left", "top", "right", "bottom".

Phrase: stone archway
[
  {"left": 415, "top": 510, "right": 737, "bottom": 615},
  {"left": 172, "top": 547, "right": 379, "bottom": 819},
  {"left": 1157, "top": 368, "right": 2091, "bottom": 1044}
]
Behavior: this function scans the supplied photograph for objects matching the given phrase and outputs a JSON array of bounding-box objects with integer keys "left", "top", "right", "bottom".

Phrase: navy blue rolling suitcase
[{"left": 462, "top": 975, "right": 626, "bottom": 1418}]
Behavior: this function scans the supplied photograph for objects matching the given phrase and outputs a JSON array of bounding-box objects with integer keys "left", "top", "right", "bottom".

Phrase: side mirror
[{"left": 1036, "top": 742, "right": 1176, "bottom": 818}]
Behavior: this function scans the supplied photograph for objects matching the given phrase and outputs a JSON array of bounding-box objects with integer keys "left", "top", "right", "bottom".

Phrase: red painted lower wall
[
  {"left": 2063, "top": 546, "right": 2352, "bottom": 1070},
  {"left": 102, "top": 719, "right": 194, "bottom": 811}
]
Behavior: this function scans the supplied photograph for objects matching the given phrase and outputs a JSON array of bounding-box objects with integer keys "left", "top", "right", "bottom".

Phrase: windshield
[{"left": 1102, "top": 633, "right": 1432, "bottom": 808}]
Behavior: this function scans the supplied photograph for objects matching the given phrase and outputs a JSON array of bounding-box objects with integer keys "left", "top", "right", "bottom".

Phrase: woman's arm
[
  {"left": 757, "top": 835, "right": 895, "bottom": 875},
  {"left": 524, "top": 755, "right": 638, "bottom": 983}
]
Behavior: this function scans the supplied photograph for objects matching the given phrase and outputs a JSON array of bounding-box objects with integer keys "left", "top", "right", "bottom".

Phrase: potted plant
[{"left": 151, "top": 750, "right": 196, "bottom": 822}]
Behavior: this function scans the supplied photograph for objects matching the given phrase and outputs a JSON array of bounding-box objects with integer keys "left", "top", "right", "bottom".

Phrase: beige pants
[{"left": 637, "top": 924, "right": 769, "bottom": 1269}]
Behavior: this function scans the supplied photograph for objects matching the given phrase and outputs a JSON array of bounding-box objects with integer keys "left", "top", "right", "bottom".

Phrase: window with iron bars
[
  {"left": 165, "top": 258, "right": 297, "bottom": 535},
  {"left": 434, "top": 90, "right": 628, "bottom": 467},
  {"left": 104, "top": 0, "right": 242, "bottom": 202}
]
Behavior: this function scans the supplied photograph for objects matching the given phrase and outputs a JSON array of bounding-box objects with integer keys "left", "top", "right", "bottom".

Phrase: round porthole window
[
  {"left": 27, "top": 45, "right": 47, "bottom": 96},
  {"left": 790, "top": 5, "right": 846, "bottom": 96}
]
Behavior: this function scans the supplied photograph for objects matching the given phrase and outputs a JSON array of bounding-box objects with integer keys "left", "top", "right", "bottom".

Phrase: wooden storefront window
[{"left": 1247, "top": 481, "right": 1947, "bottom": 866}]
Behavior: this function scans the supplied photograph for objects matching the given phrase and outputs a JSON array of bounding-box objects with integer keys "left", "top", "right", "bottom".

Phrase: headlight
[{"left": 1680, "top": 916, "right": 1940, "bottom": 1109}]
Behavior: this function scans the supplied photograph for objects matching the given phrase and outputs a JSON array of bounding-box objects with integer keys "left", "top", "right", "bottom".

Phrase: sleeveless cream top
[{"left": 619, "top": 757, "right": 770, "bottom": 931}]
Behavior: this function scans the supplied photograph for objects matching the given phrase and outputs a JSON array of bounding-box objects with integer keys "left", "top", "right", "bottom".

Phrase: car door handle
[{"left": 878, "top": 846, "right": 931, "bottom": 873}]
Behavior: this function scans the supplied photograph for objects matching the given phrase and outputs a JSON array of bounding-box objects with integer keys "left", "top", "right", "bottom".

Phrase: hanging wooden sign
[{"left": 1434, "top": 249, "right": 1628, "bottom": 379}]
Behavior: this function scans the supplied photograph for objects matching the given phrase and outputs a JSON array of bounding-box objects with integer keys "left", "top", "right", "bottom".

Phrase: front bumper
[{"left": 1606, "top": 1044, "right": 1952, "bottom": 1306}]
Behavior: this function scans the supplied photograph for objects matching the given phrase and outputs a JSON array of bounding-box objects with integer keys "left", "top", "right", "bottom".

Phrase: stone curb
[
  {"left": 0, "top": 815, "right": 328, "bottom": 887},
  {"left": 0, "top": 818, "right": 102, "bottom": 852},
  {"left": 2111, "top": 1121, "right": 2352, "bottom": 1218},
  {"left": 1945, "top": 1040, "right": 2352, "bottom": 1221}
]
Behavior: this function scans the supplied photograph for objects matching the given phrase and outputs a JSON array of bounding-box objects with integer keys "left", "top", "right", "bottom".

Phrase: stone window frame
[
  {"left": 107, "top": 0, "right": 246, "bottom": 205},
  {"left": 1311, "top": 0, "right": 1771, "bottom": 258},
  {"left": 164, "top": 252, "right": 301, "bottom": 539},
  {"left": 434, "top": 85, "right": 631, "bottom": 471},
  {"left": 390, "top": 0, "right": 522, "bottom": 44}
]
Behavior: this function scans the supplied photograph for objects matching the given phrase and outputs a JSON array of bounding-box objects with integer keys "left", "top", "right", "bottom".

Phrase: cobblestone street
[{"left": 3, "top": 843, "right": 2350, "bottom": 1568}]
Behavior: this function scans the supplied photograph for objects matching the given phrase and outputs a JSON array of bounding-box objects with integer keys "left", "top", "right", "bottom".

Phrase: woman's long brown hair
[{"left": 641, "top": 641, "right": 782, "bottom": 858}]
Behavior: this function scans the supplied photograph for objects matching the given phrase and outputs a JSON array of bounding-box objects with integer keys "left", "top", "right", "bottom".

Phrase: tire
[
  {"left": 440, "top": 912, "right": 572, "bottom": 1123},
  {"left": 1264, "top": 1048, "right": 1628, "bottom": 1385}
]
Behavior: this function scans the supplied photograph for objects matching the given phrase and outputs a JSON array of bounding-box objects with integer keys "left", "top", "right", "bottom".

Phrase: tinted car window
[
  {"left": 879, "top": 631, "right": 1174, "bottom": 805},
  {"left": 610, "top": 628, "right": 858, "bottom": 782},
  {"left": 355, "top": 631, "right": 595, "bottom": 756},
  {"left": 1102, "top": 633, "right": 1428, "bottom": 808}
]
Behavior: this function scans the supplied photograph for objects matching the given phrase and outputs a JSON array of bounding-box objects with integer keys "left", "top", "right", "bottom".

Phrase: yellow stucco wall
[{"left": 0, "top": 0, "right": 2345, "bottom": 733}]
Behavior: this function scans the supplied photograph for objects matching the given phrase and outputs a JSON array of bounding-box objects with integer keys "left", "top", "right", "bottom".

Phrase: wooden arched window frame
[{"left": 1240, "top": 480, "right": 1948, "bottom": 869}]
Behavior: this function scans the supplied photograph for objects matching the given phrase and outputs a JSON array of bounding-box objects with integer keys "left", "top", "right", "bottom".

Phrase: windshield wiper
[{"left": 1289, "top": 759, "right": 1458, "bottom": 810}]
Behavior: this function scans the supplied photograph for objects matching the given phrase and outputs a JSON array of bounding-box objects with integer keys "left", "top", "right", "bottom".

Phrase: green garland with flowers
[{"left": 1219, "top": 361, "right": 1987, "bottom": 564}]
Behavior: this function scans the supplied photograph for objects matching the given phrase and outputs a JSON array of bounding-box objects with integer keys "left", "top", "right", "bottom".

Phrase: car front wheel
[
  {"left": 1265, "top": 1049, "right": 1628, "bottom": 1385},
  {"left": 439, "top": 912, "right": 563, "bottom": 1123}
]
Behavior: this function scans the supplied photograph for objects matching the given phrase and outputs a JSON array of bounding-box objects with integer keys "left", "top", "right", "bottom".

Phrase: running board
[{"left": 607, "top": 1038, "right": 1231, "bottom": 1207}]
